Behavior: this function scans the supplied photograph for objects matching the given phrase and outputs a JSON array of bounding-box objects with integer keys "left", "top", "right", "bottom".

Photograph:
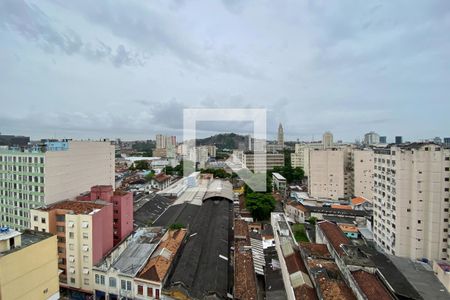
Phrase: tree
[
  {"left": 169, "top": 223, "right": 185, "bottom": 230},
  {"left": 144, "top": 170, "right": 156, "bottom": 182},
  {"left": 245, "top": 193, "right": 276, "bottom": 221},
  {"left": 134, "top": 160, "right": 149, "bottom": 170},
  {"left": 307, "top": 216, "right": 317, "bottom": 225}
]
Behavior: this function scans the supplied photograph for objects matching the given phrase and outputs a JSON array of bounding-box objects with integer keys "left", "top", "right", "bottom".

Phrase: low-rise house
[
  {"left": 285, "top": 202, "right": 308, "bottom": 223},
  {"left": 134, "top": 229, "right": 187, "bottom": 299},
  {"left": 92, "top": 227, "right": 165, "bottom": 300},
  {"left": 150, "top": 173, "right": 171, "bottom": 190},
  {"left": 271, "top": 213, "right": 317, "bottom": 300}
]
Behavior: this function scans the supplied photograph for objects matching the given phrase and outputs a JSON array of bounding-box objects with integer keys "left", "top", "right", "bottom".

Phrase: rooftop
[
  {"left": 38, "top": 200, "right": 109, "bottom": 214},
  {"left": 351, "top": 270, "right": 393, "bottom": 300},
  {"left": 0, "top": 229, "right": 53, "bottom": 256},
  {"left": 203, "top": 179, "right": 234, "bottom": 202},
  {"left": 351, "top": 197, "right": 367, "bottom": 206},
  {"left": 165, "top": 195, "right": 232, "bottom": 299},
  {"left": 299, "top": 243, "right": 331, "bottom": 259},
  {"left": 263, "top": 246, "right": 287, "bottom": 300},
  {"left": 153, "top": 173, "right": 171, "bottom": 183},
  {"left": 134, "top": 194, "right": 174, "bottom": 226},
  {"left": 339, "top": 224, "right": 358, "bottom": 233},
  {"left": 273, "top": 172, "right": 286, "bottom": 181},
  {"left": 235, "top": 228, "right": 258, "bottom": 300},
  {"left": 137, "top": 229, "right": 187, "bottom": 283},
  {"left": 308, "top": 259, "right": 355, "bottom": 300},
  {"left": 294, "top": 285, "right": 318, "bottom": 300},
  {"left": 389, "top": 255, "right": 449, "bottom": 300},
  {"left": 317, "top": 221, "right": 350, "bottom": 256},
  {"left": 305, "top": 205, "right": 368, "bottom": 217},
  {"left": 96, "top": 227, "right": 165, "bottom": 276}
]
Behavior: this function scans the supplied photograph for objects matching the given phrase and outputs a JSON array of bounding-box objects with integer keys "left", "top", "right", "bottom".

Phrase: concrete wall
[
  {"left": 353, "top": 150, "right": 374, "bottom": 201},
  {"left": 0, "top": 235, "right": 59, "bottom": 300},
  {"left": 44, "top": 141, "right": 115, "bottom": 205}
]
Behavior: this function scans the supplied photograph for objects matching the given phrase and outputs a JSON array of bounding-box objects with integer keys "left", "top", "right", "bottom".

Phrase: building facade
[
  {"left": 353, "top": 149, "right": 374, "bottom": 201},
  {"left": 291, "top": 142, "right": 322, "bottom": 177},
  {"left": 372, "top": 143, "right": 450, "bottom": 260},
  {"left": 278, "top": 123, "right": 284, "bottom": 147},
  {"left": 0, "top": 229, "right": 59, "bottom": 300},
  {"left": 0, "top": 140, "right": 115, "bottom": 230},
  {"left": 308, "top": 148, "right": 353, "bottom": 200},
  {"left": 30, "top": 200, "right": 113, "bottom": 293},
  {"left": 243, "top": 153, "right": 284, "bottom": 172},
  {"left": 322, "top": 132, "right": 334, "bottom": 149}
]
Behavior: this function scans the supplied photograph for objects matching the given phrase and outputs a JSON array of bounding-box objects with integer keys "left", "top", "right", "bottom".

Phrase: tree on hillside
[{"left": 245, "top": 193, "right": 276, "bottom": 221}]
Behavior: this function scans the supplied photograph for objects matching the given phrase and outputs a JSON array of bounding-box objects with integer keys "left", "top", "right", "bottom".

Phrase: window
[
  {"left": 69, "top": 232, "right": 74, "bottom": 239},
  {"left": 56, "top": 214, "right": 65, "bottom": 222},
  {"left": 109, "top": 277, "right": 116, "bottom": 288},
  {"left": 127, "top": 281, "right": 131, "bottom": 291},
  {"left": 56, "top": 226, "right": 65, "bottom": 233},
  {"left": 147, "top": 287, "right": 153, "bottom": 297},
  {"left": 33, "top": 215, "right": 38, "bottom": 221},
  {"left": 121, "top": 280, "right": 126, "bottom": 290},
  {"left": 100, "top": 275, "right": 105, "bottom": 285},
  {"left": 41, "top": 217, "right": 46, "bottom": 224},
  {"left": 84, "top": 278, "right": 89, "bottom": 285},
  {"left": 156, "top": 288, "right": 160, "bottom": 299},
  {"left": 137, "top": 285, "right": 143, "bottom": 295},
  {"left": 95, "top": 274, "right": 100, "bottom": 284},
  {"left": 83, "top": 232, "right": 88, "bottom": 239},
  {"left": 70, "top": 278, "right": 75, "bottom": 284}
]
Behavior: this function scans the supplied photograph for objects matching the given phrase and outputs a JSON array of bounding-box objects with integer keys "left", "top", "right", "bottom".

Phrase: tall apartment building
[
  {"left": 364, "top": 131, "right": 380, "bottom": 145},
  {"left": 308, "top": 147, "right": 353, "bottom": 200},
  {"left": 322, "top": 131, "right": 334, "bottom": 149},
  {"left": 291, "top": 142, "right": 322, "bottom": 177},
  {"left": 372, "top": 143, "right": 450, "bottom": 261},
  {"left": 0, "top": 140, "right": 115, "bottom": 230},
  {"left": 155, "top": 134, "right": 176, "bottom": 150},
  {"left": 30, "top": 200, "right": 113, "bottom": 293},
  {"left": 0, "top": 229, "right": 59, "bottom": 300},
  {"left": 79, "top": 185, "right": 133, "bottom": 245},
  {"left": 353, "top": 149, "right": 374, "bottom": 201}
]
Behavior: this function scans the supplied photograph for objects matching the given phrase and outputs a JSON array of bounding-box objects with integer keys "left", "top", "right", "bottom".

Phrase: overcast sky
[{"left": 1, "top": 0, "right": 449, "bottom": 142}]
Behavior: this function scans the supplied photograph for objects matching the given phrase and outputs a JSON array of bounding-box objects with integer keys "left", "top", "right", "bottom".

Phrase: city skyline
[{"left": 1, "top": 1, "right": 450, "bottom": 140}]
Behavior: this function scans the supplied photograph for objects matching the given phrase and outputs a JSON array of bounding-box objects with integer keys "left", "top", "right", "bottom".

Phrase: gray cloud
[{"left": 0, "top": 0, "right": 145, "bottom": 67}]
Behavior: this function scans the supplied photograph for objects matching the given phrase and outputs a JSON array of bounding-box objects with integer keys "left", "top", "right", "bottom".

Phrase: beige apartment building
[
  {"left": 291, "top": 142, "right": 322, "bottom": 177},
  {"left": 353, "top": 149, "right": 374, "bottom": 201},
  {"left": 372, "top": 143, "right": 450, "bottom": 261},
  {"left": 0, "top": 229, "right": 59, "bottom": 300},
  {"left": 308, "top": 147, "right": 353, "bottom": 200},
  {"left": 0, "top": 140, "right": 115, "bottom": 230},
  {"left": 243, "top": 152, "right": 284, "bottom": 172}
]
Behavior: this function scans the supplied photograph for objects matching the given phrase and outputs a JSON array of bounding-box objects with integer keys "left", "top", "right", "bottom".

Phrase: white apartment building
[
  {"left": 372, "top": 143, "right": 450, "bottom": 261},
  {"left": 364, "top": 131, "right": 380, "bottom": 145},
  {"left": 353, "top": 149, "right": 374, "bottom": 201},
  {"left": 291, "top": 142, "right": 322, "bottom": 177},
  {"left": 308, "top": 147, "right": 353, "bottom": 200},
  {"left": 0, "top": 140, "right": 115, "bottom": 230},
  {"left": 322, "top": 131, "right": 334, "bottom": 149}
]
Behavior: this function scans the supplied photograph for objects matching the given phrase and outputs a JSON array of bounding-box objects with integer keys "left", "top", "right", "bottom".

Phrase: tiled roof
[
  {"left": 285, "top": 250, "right": 308, "bottom": 274},
  {"left": 234, "top": 239, "right": 258, "bottom": 300},
  {"left": 154, "top": 173, "right": 171, "bottom": 183},
  {"left": 331, "top": 204, "right": 352, "bottom": 210},
  {"left": 40, "top": 200, "right": 108, "bottom": 214},
  {"left": 339, "top": 224, "right": 358, "bottom": 233},
  {"left": 351, "top": 197, "right": 367, "bottom": 206},
  {"left": 299, "top": 243, "right": 331, "bottom": 259},
  {"left": 294, "top": 285, "right": 318, "bottom": 300},
  {"left": 137, "top": 229, "right": 186, "bottom": 283},
  {"left": 287, "top": 201, "right": 308, "bottom": 212},
  {"left": 317, "top": 221, "right": 350, "bottom": 256},
  {"left": 351, "top": 270, "right": 393, "bottom": 300},
  {"left": 235, "top": 219, "right": 249, "bottom": 239}
]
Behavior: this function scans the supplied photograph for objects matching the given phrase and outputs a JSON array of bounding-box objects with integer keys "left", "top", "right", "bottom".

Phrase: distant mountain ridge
[{"left": 196, "top": 133, "right": 247, "bottom": 149}]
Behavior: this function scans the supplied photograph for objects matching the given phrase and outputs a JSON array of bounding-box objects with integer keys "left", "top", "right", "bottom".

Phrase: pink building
[{"left": 86, "top": 185, "right": 134, "bottom": 245}]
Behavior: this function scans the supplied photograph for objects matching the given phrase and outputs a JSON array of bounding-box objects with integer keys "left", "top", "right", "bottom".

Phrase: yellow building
[{"left": 0, "top": 228, "right": 60, "bottom": 300}]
